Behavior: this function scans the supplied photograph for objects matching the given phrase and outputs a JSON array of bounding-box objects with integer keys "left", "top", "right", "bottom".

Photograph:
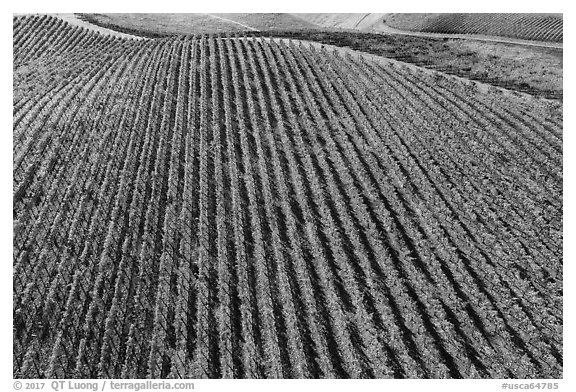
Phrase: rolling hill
[
  {"left": 13, "top": 15, "right": 562, "bottom": 379},
  {"left": 77, "top": 13, "right": 318, "bottom": 37},
  {"left": 292, "top": 13, "right": 385, "bottom": 30},
  {"left": 383, "top": 13, "right": 563, "bottom": 43}
]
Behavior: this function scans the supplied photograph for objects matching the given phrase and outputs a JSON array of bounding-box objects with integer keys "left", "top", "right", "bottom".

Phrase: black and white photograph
[{"left": 9, "top": 1, "right": 570, "bottom": 390}]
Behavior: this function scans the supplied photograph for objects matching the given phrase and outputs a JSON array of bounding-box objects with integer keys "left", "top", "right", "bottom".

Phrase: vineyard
[
  {"left": 13, "top": 15, "right": 563, "bottom": 379},
  {"left": 383, "top": 13, "right": 563, "bottom": 43},
  {"left": 77, "top": 13, "right": 318, "bottom": 37}
]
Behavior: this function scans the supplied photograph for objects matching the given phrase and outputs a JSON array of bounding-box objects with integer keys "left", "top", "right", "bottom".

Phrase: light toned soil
[
  {"left": 76, "top": 13, "right": 317, "bottom": 36},
  {"left": 292, "top": 13, "right": 385, "bottom": 30},
  {"left": 203, "top": 14, "right": 258, "bottom": 31},
  {"left": 374, "top": 21, "right": 563, "bottom": 49},
  {"left": 293, "top": 13, "right": 563, "bottom": 49},
  {"left": 16, "top": 14, "right": 561, "bottom": 100},
  {"left": 14, "top": 13, "right": 146, "bottom": 39},
  {"left": 383, "top": 13, "right": 562, "bottom": 40},
  {"left": 262, "top": 36, "right": 557, "bottom": 103},
  {"left": 211, "top": 13, "right": 317, "bottom": 31}
]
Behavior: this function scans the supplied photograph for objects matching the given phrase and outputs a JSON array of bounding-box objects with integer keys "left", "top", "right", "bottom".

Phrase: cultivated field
[
  {"left": 263, "top": 30, "right": 563, "bottom": 100},
  {"left": 78, "top": 13, "right": 317, "bottom": 37},
  {"left": 292, "top": 13, "right": 386, "bottom": 30},
  {"left": 83, "top": 13, "right": 563, "bottom": 100},
  {"left": 14, "top": 15, "right": 562, "bottom": 379},
  {"left": 383, "top": 14, "right": 563, "bottom": 43}
]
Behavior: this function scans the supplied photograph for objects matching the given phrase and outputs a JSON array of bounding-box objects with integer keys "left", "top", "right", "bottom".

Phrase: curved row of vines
[
  {"left": 383, "top": 13, "right": 563, "bottom": 43},
  {"left": 13, "top": 15, "right": 562, "bottom": 379}
]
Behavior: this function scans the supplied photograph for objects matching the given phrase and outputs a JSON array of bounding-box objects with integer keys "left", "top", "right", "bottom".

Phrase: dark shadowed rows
[{"left": 13, "top": 15, "right": 563, "bottom": 379}]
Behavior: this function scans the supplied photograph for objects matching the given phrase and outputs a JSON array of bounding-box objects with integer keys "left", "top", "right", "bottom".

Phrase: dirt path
[
  {"left": 375, "top": 22, "right": 563, "bottom": 49},
  {"left": 203, "top": 14, "right": 259, "bottom": 31},
  {"left": 14, "top": 13, "right": 556, "bottom": 101},
  {"left": 24, "top": 13, "right": 561, "bottom": 50},
  {"left": 15, "top": 13, "right": 146, "bottom": 40},
  {"left": 294, "top": 13, "right": 562, "bottom": 49},
  {"left": 56, "top": 14, "right": 145, "bottom": 39}
]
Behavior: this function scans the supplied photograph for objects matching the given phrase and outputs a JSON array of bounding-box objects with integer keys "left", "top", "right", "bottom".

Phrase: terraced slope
[
  {"left": 13, "top": 15, "right": 562, "bottom": 379},
  {"left": 384, "top": 14, "right": 563, "bottom": 43}
]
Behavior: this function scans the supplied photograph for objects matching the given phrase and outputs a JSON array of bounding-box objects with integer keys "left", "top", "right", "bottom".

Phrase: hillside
[
  {"left": 58, "top": 13, "right": 563, "bottom": 100},
  {"left": 292, "top": 13, "right": 385, "bottom": 30},
  {"left": 262, "top": 30, "right": 563, "bottom": 100},
  {"left": 77, "top": 13, "right": 318, "bottom": 36},
  {"left": 13, "top": 15, "right": 562, "bottom": 379},
  {"left": 383, "top": 14, "right": 563, "bottom": 43},
  {"left": 294, "top": 13, "right": 563, "bottom": 44}
]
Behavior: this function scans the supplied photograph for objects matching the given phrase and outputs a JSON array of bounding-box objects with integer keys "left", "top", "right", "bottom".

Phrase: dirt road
[
  {"left": 374, "top": 21, "right": 562, "bottom": 49},
  {"left": 14, "top": 13, "right": 145, "bottom": 40}
]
